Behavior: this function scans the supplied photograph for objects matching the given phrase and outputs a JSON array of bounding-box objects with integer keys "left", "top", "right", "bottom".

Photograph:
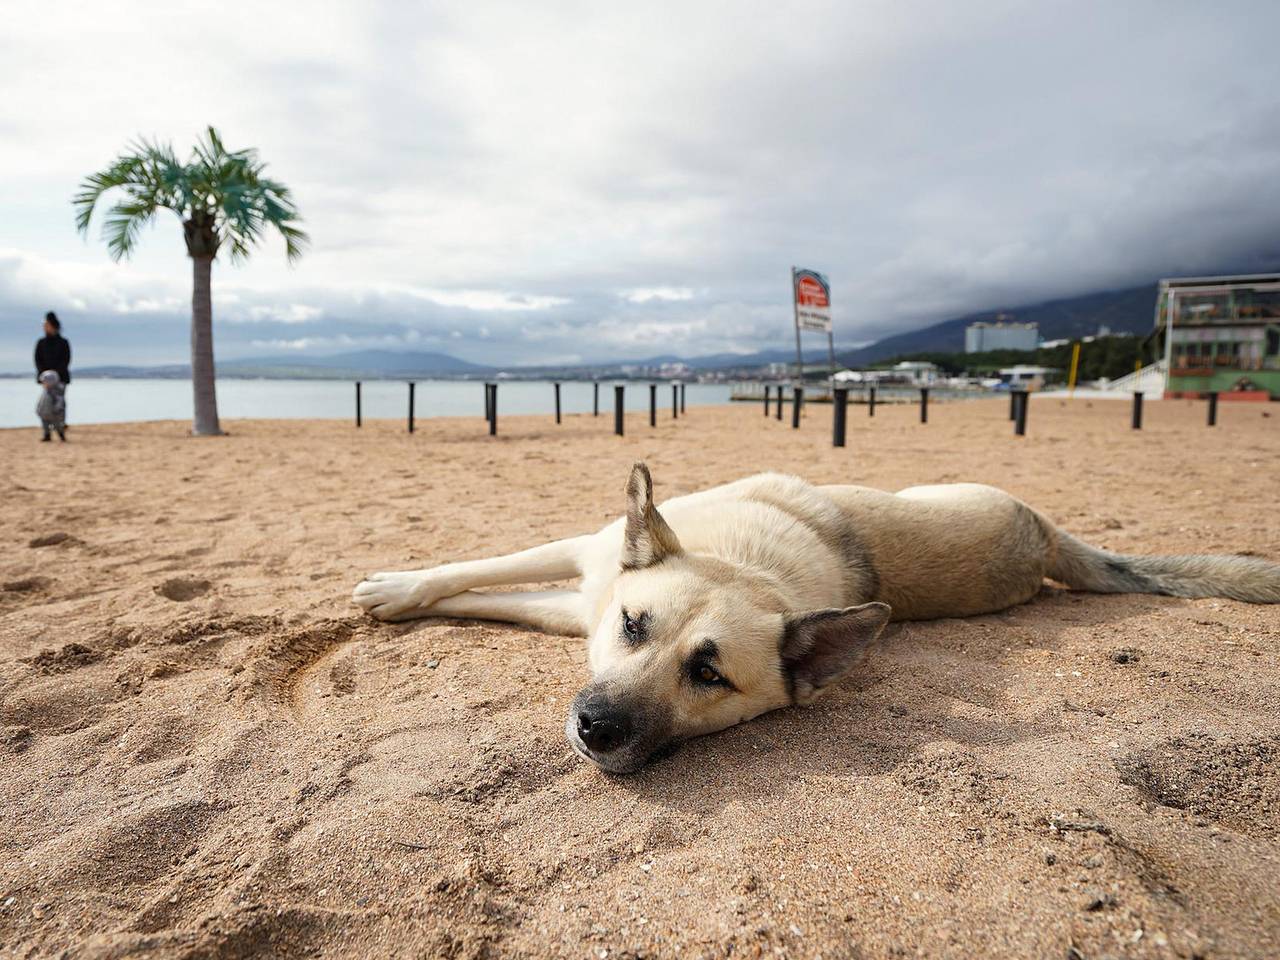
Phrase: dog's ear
[
  {"left": 621, "top": 462, "right": 683, "bottom": 570},
  {"left": 780, "top": 602, "right": 892, "bottom": 704}
]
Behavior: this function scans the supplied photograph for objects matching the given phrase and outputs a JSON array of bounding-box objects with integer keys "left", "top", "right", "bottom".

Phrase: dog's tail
[{"left": 1045, "top": 526, "right": 1280, "bottom": 603}]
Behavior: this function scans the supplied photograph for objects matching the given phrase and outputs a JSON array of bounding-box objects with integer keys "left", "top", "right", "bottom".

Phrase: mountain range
[
  {"left": 836, "top": 283, "right": 1158, "bottom": 366},
  {"left": 233, "top": 349, "right": 488, "bottom": 375},
  {"left": 44, "top": 281, "right": 1164, "bottom": 379}
]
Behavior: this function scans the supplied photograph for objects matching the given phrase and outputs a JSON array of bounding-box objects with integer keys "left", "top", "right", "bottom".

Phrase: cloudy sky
[{"left": 3, "top": 0, "right": 1279, "bottom": 369}]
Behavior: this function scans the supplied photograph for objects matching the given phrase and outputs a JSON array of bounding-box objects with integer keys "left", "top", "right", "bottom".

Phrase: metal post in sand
[{"left": 832, "top": 387, "right": 848, "bottom": 447}]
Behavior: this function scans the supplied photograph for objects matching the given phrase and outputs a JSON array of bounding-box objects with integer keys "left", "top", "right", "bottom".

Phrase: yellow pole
[{"left": 1067, "top": 342, "right": 1081, "bottom": 397}]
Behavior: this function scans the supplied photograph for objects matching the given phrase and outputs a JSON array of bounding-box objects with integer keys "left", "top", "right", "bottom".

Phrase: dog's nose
[{"left": 576, "top": 709, "right": 631, "bottom": 754}]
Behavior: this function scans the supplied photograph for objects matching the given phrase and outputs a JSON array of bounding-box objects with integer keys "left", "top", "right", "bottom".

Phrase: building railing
[{"left": 1173, "top": 357, "right": 1270, "bottom": 374}]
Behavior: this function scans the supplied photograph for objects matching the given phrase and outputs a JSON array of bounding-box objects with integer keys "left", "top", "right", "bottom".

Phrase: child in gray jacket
[{"left": 36, "top": 370, "right": 66, "bottom": 442}]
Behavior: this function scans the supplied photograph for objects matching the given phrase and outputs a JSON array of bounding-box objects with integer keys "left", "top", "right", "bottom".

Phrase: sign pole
[
  {"left": 793, "top": 267, "right": 834, "bottom": 388},
  {"left": 792, "top": 267, "right": 804, "bottom": 385}
]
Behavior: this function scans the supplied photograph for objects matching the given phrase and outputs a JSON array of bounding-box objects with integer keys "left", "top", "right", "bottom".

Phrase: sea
[{"left": 0, "top": 377, "right": 735, "bottom": 429}]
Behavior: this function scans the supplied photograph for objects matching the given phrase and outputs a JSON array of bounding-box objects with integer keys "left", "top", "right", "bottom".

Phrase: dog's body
[{"left": 354, "top": 467, "right": 1280, "bottom": 772}]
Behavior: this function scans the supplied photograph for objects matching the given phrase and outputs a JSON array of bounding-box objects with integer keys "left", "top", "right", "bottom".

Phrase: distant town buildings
[
  {"left": 828, "top": 362, "right": 939, "bottom": 385},
  {"left": 965, "top": 316, "right": 1039, "bottom": 353},
  {"left": 620, "top": 361, "right": 692, "bottom": 378}
]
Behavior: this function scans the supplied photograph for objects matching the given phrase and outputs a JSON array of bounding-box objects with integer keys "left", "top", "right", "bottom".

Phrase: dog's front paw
[{"left": 352, "top": 571, "right": 441, "bottom": 621}]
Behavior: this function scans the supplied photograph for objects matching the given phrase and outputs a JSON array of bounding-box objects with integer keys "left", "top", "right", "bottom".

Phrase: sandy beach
[{"left": 1, "top": 397, "right": 1278, "bottom": 960}]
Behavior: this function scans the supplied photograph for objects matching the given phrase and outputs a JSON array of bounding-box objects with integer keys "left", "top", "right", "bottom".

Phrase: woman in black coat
[{"left": 34, "top": 311, "right": 71, "bottom": 385}]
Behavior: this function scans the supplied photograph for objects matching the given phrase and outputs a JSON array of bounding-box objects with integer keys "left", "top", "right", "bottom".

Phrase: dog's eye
[
  {"left": 693, "top": 663, "right": 724, "bottom": 686},
  {"left": 621, "top": 609, "right": 645, "bottom": 644}
]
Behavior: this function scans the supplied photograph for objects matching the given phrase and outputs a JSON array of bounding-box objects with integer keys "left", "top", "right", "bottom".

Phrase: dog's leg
[
  {"left": 375, "top": 588, "right": 588, "bottom": 636},
  {"left": 353, "top": 535, "right": 591, "bottom": 621}
]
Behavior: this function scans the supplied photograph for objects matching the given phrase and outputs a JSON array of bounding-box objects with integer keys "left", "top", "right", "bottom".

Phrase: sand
[{"left": 1, "top": 396, "right": 1278, "bottom": 960}]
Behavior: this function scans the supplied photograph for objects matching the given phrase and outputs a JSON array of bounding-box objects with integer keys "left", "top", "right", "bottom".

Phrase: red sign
[
  {"left": 796, "top": 275, "right": 829, "bottom": 308},
  {"left": 793, "top": 268, "right": 832, "bottom": 333}
]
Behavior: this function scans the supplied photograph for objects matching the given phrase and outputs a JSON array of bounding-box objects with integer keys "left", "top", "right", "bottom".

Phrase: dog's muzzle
[
  {"left": 575, "top": 705, "right": 632, "bottom": 754},
  {"left": 565, "top": 685, "right": 673, "bottom": 774}
]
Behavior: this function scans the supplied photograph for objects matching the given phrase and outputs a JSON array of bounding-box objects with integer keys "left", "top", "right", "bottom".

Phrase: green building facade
[{"left": 1156, "top": 274, "right": 1280, "bottom": 399}]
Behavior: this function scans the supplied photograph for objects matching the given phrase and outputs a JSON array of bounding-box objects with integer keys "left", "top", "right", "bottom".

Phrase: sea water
[{"left": 0, "top": 377, "right": 733, "bottom": 429}]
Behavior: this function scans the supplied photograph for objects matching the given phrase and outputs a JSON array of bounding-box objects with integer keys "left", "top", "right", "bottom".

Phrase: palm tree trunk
[{"left": 190, "top": 255, "right": 222, "bottom": 436}]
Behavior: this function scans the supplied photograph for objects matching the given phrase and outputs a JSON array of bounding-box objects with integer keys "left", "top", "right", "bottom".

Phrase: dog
[{"left": 353, "top": 464, "right": 1280, "bottom": 773}]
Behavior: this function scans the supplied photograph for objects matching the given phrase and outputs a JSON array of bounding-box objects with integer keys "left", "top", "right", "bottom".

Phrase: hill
[
  {"left": 232, "top": 349, "right": 491, "bottom": 375},
  {"left": 839, "top": 283, "right": 1157, "bottom": 366},
  {"left": 71, "top": 350, "right": 493, "bottom": 380}
]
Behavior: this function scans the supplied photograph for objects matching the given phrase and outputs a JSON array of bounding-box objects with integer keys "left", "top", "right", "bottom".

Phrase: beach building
[
  {"left": 998, "top": 365, "right": 1058, "bottom": 390},
  {"left": 890, "top": 361, "right": 939, "bottom": 385},
  {"left": 832, "top": 369, "right": 893, "bottom": 384},
  {"left": 1156, "top": 274, "right": 1280, "bottom": 400},
  {"left": 965, "top": 318, "right": 1039, "bottom": 353},
  {"left": 1041, "top": 328, "right": 1111, "bottom": 350}
]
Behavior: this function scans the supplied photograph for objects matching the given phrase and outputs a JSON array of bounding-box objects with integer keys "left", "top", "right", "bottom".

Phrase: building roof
[
  {"left": 999, "top": 365, "right": 1058, "bottom": 375},
  {"left": 1156, "top": 273, "right": 1280, "bottom": 331},
  {"left": 892, "top": 361, "right": 938, "bottom": 370},
  {"left": 1159, "top": 273, "right": 1280, "bottom": 292}
]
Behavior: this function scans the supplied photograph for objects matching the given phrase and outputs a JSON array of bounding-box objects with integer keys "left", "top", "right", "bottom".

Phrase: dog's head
[{"left": 566, "top": 462, "right": 891, "bottom": 773}]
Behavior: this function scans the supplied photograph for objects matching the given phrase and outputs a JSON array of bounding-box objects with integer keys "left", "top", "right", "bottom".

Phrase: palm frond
[
  {"left": 190, "top": 128, "right": 309, "bottom": 263},
  {"left": 275, "top": 221, "right": 310, "bottom": 263},
  {"left": 73, "top": 138, "right": 187, "bottom": 261},
  {"left": 102, "top": 196, "right": 159, "bottom": 261},
  {"left": 76, "top": 127, "right": 307, "bottom": 265}
]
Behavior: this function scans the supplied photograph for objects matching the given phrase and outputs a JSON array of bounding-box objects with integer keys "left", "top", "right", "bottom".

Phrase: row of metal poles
[
  {"left": 485, "top": 381, "right": 687, "bottom": 436},
  {"left": 762, "top": 384, "right": 922, "bottom": 447},
  {"left": 762, "top": 383, "right": 1225, "bottom": 448},
  {"left": 354, "top": 381, "right": 688, "bottom": 435},
  {"left": 353, "top": 380, "right": 1225, "bottom": 440},
  {"left": 1129, "top": 390, "right": 1219, "bottom": 429},
  {"left": 1017, "top": 388, "right": 1219, "bottom": 434}
]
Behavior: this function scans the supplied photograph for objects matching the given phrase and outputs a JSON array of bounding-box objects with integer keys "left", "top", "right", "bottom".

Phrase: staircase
[{"left": 1103, "top": 360, "right": 1167, "bottom": 395}]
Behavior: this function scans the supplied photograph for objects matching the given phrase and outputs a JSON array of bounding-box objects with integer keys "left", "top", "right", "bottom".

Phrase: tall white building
[{"left": 965, "top": 319, "right": 1039, "bottom": 353}]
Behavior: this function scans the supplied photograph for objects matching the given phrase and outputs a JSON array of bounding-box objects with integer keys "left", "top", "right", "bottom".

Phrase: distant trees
[{"left": 875, "top": 335, "right": 1148, "bottom": 382}]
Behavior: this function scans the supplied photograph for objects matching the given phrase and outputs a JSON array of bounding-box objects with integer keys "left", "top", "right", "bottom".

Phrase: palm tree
[{"left": 74, "top": 127, "right": 307, "bottom": 435}]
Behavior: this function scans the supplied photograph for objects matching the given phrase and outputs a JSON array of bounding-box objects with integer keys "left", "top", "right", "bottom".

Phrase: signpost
[{"left": 791, "top": 267, "right": 836, "bottom": 382}]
